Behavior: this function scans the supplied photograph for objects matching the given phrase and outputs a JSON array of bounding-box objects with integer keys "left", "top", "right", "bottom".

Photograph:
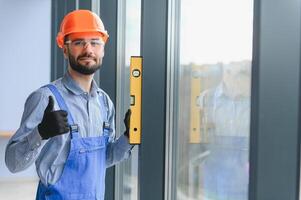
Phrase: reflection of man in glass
[{"left": 200, "top": 61, "right": 251, "bottom": 200}]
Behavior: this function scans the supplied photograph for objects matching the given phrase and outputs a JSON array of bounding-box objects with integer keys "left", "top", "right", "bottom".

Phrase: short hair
[{"left": 64, "top": 35, "right": 69, "bottom": 44}]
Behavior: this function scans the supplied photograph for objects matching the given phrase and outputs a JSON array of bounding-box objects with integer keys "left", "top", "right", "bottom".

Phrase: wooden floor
[{"left": 0, "top": 180, "right": 38, "bottom": 200}]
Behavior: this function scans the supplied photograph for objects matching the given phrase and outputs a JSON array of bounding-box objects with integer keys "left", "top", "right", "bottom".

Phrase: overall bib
[{"left": 36, "top": 84, "right": 109, "bottom": 200}]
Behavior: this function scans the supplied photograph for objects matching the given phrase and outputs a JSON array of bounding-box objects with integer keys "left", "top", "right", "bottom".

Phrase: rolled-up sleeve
[{"left": 5, "top": 89, "right": 48, "bottom": 173}]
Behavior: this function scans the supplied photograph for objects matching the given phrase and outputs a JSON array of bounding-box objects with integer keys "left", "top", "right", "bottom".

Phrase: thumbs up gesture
[{"left": 38, "top": 96, "right": 70, "bottom": 140}]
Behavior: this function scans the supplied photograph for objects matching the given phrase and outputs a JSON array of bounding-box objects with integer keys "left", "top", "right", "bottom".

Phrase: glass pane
[
  {"left": 115, "top": 0, "right": 141, "bottom": 199},
  {"left": 174, "top": 0, "right": 253, "bottom": 199}
]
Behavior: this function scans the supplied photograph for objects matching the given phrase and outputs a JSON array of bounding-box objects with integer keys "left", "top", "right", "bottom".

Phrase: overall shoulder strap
[{"left": 42, "top": 84, "right": 79, "bottom": 138}]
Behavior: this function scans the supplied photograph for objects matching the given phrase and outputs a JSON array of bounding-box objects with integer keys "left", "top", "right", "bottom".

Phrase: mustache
[{"left": 77, "top": 53, "right": 96, "bottom": 60}]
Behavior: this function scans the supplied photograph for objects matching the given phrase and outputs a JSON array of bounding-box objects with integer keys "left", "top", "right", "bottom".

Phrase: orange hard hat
[{"left": 56, "top": 10, "right": 109, "bottom": 48}]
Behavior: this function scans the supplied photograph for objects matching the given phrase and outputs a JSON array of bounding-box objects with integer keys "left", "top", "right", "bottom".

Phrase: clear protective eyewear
[{"left": 65, "top": 39, "right": 104, "bottom": 48}]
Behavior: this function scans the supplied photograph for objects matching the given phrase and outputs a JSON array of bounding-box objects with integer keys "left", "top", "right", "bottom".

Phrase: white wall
[{"left": 0, "top": 0, "right": 51, "bottom": 180}]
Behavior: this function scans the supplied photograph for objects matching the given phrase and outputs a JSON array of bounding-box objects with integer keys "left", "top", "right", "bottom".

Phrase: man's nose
[{"left": 82, "top": 42, "right": 93, "bottom": 53}]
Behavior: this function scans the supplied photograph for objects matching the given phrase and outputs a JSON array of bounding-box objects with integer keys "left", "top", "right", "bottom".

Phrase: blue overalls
[{"left": 36, "top": 84, "right": 110, "bottom": 200}]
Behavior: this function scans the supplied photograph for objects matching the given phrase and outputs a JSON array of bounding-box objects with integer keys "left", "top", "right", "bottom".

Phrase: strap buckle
[
  {"left": 70, "top": 124, "right": 79, "bottom": 133},
  {"left": 103, "top": 122, "right": 110, "bottom": 130}
]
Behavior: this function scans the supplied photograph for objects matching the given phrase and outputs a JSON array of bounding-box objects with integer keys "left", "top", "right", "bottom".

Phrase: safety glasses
[{"left": 65, "top": 39, "right": 104, "bottom": 49}]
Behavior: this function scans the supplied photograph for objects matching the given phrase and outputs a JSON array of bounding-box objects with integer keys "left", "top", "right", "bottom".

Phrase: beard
[{"left": 68, "top": 53, "right": 101, "bottom": 75}]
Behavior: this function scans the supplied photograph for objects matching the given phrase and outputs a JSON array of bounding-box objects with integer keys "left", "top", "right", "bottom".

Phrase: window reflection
[
  {"left": 201, "top": 61, "right": 250, "bottom": 199},
  {"left": 177, "top": 61, "right": 251, "bottom": 200},
  {"left": 175, "top": 0, "right": 253, "bottom": 199}
]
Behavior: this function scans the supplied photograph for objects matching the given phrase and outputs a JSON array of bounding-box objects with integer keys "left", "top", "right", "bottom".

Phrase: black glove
[
  {"left": 123, "top": 109, "right": 131, "bottom": 138},
  {"left": 38, "top": 96, "right": 70, "bottom": 140}
]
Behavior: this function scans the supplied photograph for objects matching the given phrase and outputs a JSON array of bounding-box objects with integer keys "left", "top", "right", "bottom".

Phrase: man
[
  {"left": 200, "top": 61, "right": 251, "bottom": 200},
  {"left": 5, "top": 10, "right": 132, "bottom": 200}
]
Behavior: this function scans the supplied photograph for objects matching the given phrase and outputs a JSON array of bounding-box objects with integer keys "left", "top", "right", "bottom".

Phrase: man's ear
[{"left": 63, "top": 46, "right": 69, "bottom": 59}]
